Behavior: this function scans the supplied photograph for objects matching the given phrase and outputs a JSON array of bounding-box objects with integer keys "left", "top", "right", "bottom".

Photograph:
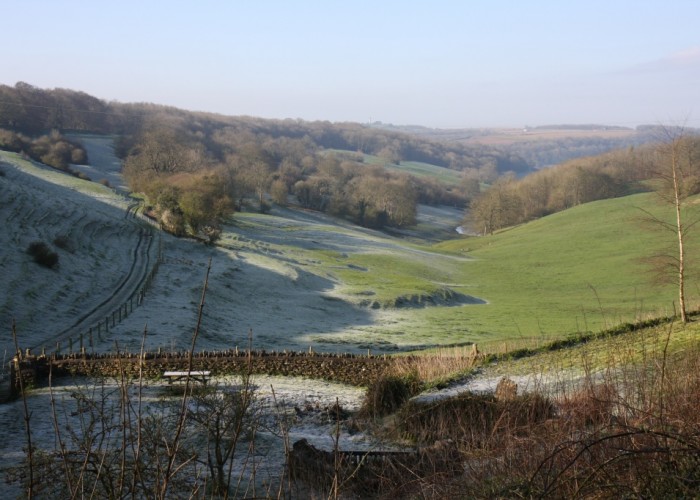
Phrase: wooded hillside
[
  {"left": 0, "top": 82, "right": 532, "bottom": 237},
  {"left": 4, "top": 82, "right": 696, "bottom": 242}
]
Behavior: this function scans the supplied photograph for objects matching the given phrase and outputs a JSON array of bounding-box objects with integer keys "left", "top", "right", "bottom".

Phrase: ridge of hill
[{"left": 374, "top": 122, "right": 699, "bottom": 168}]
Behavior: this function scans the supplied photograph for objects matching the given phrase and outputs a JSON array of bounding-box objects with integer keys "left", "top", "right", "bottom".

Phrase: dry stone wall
[{"left": 16, "top": 349, "right": 392, "bottom": 389}]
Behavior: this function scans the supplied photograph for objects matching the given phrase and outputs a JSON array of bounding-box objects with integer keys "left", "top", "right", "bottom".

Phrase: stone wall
[{"left": 22, "top": 349, "right": 392, "bottom": 388}]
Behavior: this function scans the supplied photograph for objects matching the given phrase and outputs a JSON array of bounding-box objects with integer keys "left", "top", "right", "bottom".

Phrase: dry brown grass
[
  {"left": 340, "top": 324, "right": 700, "bottom": 498},
  {"left": 388, "top": 345, "right": 481, "bottom": 384}
]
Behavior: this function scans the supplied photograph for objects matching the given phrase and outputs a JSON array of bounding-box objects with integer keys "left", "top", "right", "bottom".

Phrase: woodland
[{"left": 2, "top": 81, "right": 681, "bottom": 242}]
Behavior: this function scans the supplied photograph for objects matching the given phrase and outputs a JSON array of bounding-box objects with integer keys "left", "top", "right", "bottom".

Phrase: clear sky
[{"left": 3, "top": 0, "right": 699, "bottom": 128}]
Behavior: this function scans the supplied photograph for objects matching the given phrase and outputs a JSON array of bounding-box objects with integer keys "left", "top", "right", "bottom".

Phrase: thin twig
[
  {"left": 160, "top": 257, "right": 212, "bottom": 499},
  {"left": 12, "top": 319, "right": 34, "bottom": 499}
]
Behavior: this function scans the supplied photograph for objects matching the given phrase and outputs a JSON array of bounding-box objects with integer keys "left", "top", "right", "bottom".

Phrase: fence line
[{"left": 51, "top": 230, "right": 162, "bottom": 357}]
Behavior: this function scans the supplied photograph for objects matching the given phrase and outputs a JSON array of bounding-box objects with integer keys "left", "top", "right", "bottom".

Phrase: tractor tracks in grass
[{"left": 32, "top": 219, "right": 157, "bottom": 351}]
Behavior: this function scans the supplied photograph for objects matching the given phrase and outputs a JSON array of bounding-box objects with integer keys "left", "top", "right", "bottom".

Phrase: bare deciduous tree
[{"left": 641, "top": 128, "right": 700, "bottom": 323}]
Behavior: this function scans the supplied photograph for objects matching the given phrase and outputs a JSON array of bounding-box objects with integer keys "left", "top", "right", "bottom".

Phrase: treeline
[
  {"left": 0, "top": 82, "right": 529, "bottom": 174},
  {"left": 0, "top": 82, "right": 121, "bottom": 134},
  {"left": 121, "top": 127, "right": 425, "bottom": 237},
  {"left": 506, "top": 136, "right": 643, "bottom": 169},
  {"left": 0, "top": 128, "right": 87, "bottom": 172},
  {"left": 467, "top": 136, "right": 700, "bottom": 235},
  {"left": 1, "top": 82, "right": 525, "bottom": 237},
  {"left": 381, "top": 123, "right": 699, "bottom": 169},
  {"left": 497, "top": 130, "right": 675, "bottom": 169}
]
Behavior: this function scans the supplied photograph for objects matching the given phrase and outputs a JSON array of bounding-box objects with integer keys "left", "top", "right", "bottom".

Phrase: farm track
[
  {"left": 1, "top": 149, "right": 170, "bottom": 356},
  {"left": 31, "top": 222, "right": 155, "bottom": 351}
]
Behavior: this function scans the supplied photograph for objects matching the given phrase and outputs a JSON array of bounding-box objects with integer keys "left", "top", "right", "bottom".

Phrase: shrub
[
  {"left": 397, "top": 392, "right": 554, "bottom": 445},
  {"left": 360, "top": 373, "right": 422, "bottom": 419},
  {"left": 26, "top": 241, "right": 59, "bottom": 269}
]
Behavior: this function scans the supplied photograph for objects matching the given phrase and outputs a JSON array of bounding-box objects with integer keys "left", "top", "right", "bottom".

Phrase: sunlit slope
[
  {"left": 209, "top": 192, "right": 694, "bottom": 351},
  {"left": 4, "top": 139, "right": 693, "bottom": 354},
  {"left": 326, "top": 149, "right": 463, "bottom": 186},
  {"left": 436, "top": 192, "right": 697, "bottom": 343}
]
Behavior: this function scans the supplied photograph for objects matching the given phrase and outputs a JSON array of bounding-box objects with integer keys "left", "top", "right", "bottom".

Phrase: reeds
[
  {"left": 10, "top": 281, "right": 700, "bottom": 498},
  {"left": 389, "top": 344, "right": 481, "bottom": 385}
]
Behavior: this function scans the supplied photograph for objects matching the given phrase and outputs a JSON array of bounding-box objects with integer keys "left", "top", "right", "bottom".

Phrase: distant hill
[
  {"left": 372, "top": 122, "right": 698, "bottom": 168},
  {"left": 0, "top": 82, "right": 531, "bottom": 175}
]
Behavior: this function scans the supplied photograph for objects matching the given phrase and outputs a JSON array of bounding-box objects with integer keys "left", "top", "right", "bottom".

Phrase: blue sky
[{"left": 4, "top": 0, "right": 700, "bottom": 128}]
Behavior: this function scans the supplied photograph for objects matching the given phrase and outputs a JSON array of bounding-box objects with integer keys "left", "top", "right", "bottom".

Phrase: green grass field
[
  {"left": 375, "top": 159, "right": 463, "bottom": 185},
  {"left": 432, "top": 192, "right": 698, "bottom": 343},
  {"left": 233, "top": 190, "right": 698, "bottom": 351},
  {"left": 326, "top": 149, "right": 463, "bottom": 186}
]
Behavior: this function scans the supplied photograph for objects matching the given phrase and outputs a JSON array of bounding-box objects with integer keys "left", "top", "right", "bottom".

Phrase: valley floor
[{"left": 0, "top": 141, "right": 470, "bottom": 357}]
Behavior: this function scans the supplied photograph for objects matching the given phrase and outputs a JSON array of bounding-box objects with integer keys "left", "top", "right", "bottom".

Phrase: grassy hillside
[
  {"left": 4, "top": 137, "right": 697, "bottom": 353},
  {"left": 434, "top": 192, "right": 697, "bottom": 345},
  {"left": 363, "top": 154, "right": 463, "bottom": 185},
  {"left": 226, "top": 190, "right": 698, "bottom": 351}
]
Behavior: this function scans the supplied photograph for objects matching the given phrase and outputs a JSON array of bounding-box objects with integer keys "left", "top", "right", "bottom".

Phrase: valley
[{"left": 0, "top": 140, "right": 472, "bottom": 357}]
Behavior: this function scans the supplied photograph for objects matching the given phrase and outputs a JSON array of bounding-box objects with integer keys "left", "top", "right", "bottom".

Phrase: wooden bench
[{"left": 163, "top": 370, "right": 211, "bottom": 385}]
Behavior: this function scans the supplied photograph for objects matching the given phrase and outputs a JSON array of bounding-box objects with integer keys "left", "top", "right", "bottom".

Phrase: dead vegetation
[
  {"left": 8, "top": 301, "right": 700, "bottom": 498},
  {"left": 290, "top": 322, "right": 700, "bottom": 498}
]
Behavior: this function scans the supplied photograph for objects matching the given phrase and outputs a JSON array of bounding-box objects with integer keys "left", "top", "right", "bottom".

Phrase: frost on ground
[
  {"left": 411, "top": 364, "right": 600, "bottom": 404},
  {"left": 1, "top": 137, "right": 469, "bottom": 357},
  {"left": 0, "top": 152, "right": 152, "bottom": 357},
  {"left": 0, "top": 374, "right": 373, "bottom": 496}
]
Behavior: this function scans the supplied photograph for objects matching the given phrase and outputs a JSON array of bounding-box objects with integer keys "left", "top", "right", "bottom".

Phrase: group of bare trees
[
  {"left": 0, "top": 128, "right": 87, "bottom": 171},
  {"left": 289, "top": 159, "right": 419, "bottom": 228},
  {"left": 467, "top": 148, "right": 638, "bottom": 235},
  {"left": 121, "top": 129, "right": 232, "bottom": 241},
  {"left": 120, "top": 118, "right": 459, "bottom": 234}
]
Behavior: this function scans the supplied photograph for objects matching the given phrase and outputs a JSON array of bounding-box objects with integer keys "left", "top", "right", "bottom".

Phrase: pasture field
[
  {"left": 3, "top": 137, "right": 697, "bottom": 355},
  {"left": 220, "top": 190, "right": 698, "bottom": 352},
  {"left": 367, "top": 157, "right": 463, "bottom": 185},
  {"left": 326, "top": 148, "right": 464, "bottom": 186},
  {"left": 436, "top": 192, "right": 699, "bottom": 342}
]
